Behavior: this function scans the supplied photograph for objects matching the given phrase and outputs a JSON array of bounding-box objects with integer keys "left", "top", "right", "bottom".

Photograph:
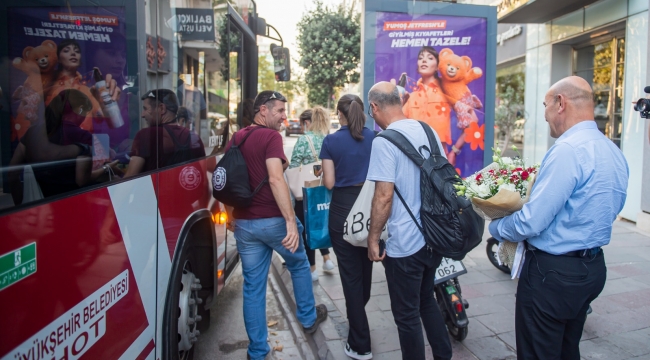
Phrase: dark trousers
[
  {"left": 294, "top": 200, "right": 329, "bottom": 266},
  {"left": 329, "top": 186, "right": 373, "bottom": 353},
  {"left": 384, "top": 246, "right": 452, "bottom": 360},
  {"left": 516, "top": 249, "right": 606, "bottom": 360}
]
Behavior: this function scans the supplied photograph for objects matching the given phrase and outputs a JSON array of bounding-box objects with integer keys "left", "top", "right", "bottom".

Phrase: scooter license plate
[{"left": 434, "top": 258, "right": 467, "bottom": 285}]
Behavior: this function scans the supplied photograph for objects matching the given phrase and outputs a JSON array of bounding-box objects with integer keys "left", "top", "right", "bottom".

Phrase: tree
[
  {"left": 297, "top": 1, "right": 360, "bottom": 108},
  {"left": 258, "top": 54, "right": 276, "bottom": 91},
  {"left": 494, "top": 73, "right": 526, "bottom": 151}
]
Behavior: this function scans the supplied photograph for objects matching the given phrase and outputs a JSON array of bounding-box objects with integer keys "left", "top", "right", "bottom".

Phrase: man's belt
[{"left": 526, "top": 243, "right": 602, "bottom": 258}]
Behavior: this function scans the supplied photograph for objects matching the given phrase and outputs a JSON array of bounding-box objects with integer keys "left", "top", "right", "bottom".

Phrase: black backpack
[
  {"left": 212, "top": 127, "right": 268, "bottom": 208},
  {"left": 378, "top": 121, "right": 484, "bottom": 260}
]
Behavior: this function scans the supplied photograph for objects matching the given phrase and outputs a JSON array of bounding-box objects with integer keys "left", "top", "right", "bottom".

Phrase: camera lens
[{"left": 635, "top": 98, "right": 650, "bottom": 112}]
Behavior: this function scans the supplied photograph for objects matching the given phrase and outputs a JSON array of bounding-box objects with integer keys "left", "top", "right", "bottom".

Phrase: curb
[{"left": 270, "top": 253, "right": 348, "bottom": 360}]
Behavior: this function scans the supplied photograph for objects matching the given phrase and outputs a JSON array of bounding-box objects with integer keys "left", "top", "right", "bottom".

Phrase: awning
[{"left": 498, "top": 0, "right": 600, "bottom": 23}]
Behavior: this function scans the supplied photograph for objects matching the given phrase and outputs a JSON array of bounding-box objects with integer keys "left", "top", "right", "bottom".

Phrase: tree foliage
[
  {"left": 258, "top": 55, "right": 276, "bottom": 92},
  {"left": 495, "top": 72, "right": 525, "bottom": 152},
  {"left": 216, "top": 13, "right": 241, "bottom": 83},
  {"left": 297, "top": 1, "right": 360, "bottom": 108}
]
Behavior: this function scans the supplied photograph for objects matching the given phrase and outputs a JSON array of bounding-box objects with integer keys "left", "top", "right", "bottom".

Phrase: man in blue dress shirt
[{"left": 489, "top": 76, "right": 629, "bottom": 359}]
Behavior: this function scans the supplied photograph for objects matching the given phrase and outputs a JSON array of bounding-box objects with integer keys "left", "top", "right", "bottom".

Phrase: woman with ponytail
[{"left": 318, "top": 94, "right": 375, "bottom": 359}]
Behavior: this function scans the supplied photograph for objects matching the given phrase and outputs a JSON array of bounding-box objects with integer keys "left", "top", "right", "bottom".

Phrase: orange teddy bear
[
  {"left": 438, "top": 48, "right": 483, "bottom": 128},
  {"left": 11, "top": 40, "right": 58, "bottom": 139}
]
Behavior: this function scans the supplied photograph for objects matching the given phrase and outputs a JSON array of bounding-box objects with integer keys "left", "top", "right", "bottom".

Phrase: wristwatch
[
  {"left": 451, "top": 145, "right": 461, "bottom": 155},
  {"left": 74, "top": 142, "right": 92, "bottom": 157}
]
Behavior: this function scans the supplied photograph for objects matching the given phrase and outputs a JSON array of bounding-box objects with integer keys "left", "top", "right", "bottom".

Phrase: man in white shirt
[{"left": 366, "top": 81, "right": 452, "bottom": 360}]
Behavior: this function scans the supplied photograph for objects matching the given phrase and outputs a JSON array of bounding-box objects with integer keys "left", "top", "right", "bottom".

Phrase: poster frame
[{"left": 362, "top": 0, "right": 497, "bottom": 168}]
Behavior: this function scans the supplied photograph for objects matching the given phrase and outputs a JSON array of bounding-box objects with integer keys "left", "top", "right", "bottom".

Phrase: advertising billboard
[
  {"left": 7, "top": 6, "right": 130, "bottom": 154},
  {"left": 374, "top": 12, "right": 488, "bottom": 177}
]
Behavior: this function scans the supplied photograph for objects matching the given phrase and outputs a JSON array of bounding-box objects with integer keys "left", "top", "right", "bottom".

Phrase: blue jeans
[{"left": 235, "top": 217, "right": 316, "bottom": 360}]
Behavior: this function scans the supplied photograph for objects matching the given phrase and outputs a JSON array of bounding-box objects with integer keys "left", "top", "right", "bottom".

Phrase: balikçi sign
[{"left": 174, "top": 8, "right": 215, "bottom": 41}]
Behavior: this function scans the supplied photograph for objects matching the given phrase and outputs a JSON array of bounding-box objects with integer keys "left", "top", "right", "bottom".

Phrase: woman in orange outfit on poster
[
  {"left": 44, "top": 39, "right": 120, "bottom": 132},
  {"left": 401, "top": 46, "right": 477, "bottom": 167}
]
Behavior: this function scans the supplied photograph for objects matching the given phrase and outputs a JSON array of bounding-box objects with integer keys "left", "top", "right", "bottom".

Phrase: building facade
[{"left": 499, "top": 0, "right": 649, "bottom": 226}]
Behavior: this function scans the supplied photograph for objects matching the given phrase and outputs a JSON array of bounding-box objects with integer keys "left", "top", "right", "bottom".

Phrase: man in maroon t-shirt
[
  {"left": 226, "top": 91, "right": 327, "bottom": 360},
  {"left": 124, "top": 89, "right": 205, "bottom": 177}
]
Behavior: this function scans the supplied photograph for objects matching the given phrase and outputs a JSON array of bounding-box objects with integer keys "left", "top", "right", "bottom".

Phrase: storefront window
[{"left": 574, "top": 37, "right": 625, "bottom": 147}]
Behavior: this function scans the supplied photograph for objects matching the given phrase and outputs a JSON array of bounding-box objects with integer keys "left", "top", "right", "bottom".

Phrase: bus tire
[{"left": 163, "top": 234, "right": 203, "bottom": 360}]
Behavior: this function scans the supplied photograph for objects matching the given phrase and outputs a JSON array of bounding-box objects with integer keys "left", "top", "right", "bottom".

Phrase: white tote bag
[
  {"left": 342, "top": 181, "right": 388, "bottom": 247},
  {"left": 22, "top": 165, "right": 44, "bottom": 203},
  {"left": 285, "top": 136, "right": 320, "bottom": 201}
]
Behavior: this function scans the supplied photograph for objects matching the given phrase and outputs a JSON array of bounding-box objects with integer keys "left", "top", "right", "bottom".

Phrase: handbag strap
[{"left": 305, "top": 135, "right": 319, "bottom": 162}]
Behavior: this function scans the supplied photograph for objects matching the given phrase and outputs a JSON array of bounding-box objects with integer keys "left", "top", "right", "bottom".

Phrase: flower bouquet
[{"left": 455, "top": 145, "right": 539, "bottom": 278}]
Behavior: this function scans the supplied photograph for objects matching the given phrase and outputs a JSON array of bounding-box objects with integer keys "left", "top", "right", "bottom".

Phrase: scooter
[
  {"left": 433, "top": 257, "right": 470, "bottom": 341},
  {"left": 486, "top": 237, "right": 510, "bottom": 274}
]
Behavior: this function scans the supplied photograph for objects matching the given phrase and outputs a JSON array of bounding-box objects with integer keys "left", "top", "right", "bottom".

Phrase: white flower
[
  {"left": 498, "top": 183, "right": 516, "bottom": 192},
  {"left": 477, "top": 183, "right": 491, "bottom": 197},
  {"left": 501, "top": 157, "right": 514, "bottom": 165}
]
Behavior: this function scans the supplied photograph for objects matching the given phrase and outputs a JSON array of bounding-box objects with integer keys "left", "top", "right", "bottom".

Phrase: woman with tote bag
[
  {"left": 318, "top": 95, "right": 375, "bottom": 360},
  {"left": 288, "top": 107, "right": 335, "bottom": 281}
]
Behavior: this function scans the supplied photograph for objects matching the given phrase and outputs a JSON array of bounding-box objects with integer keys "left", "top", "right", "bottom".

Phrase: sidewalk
[{"left": 271, "top": 220, "right": 650, "bottom": 359}]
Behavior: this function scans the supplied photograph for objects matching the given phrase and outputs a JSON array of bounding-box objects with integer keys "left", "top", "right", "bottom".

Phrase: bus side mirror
[{"left": 270, "top": 44, "right": 290, "bottom": 82}]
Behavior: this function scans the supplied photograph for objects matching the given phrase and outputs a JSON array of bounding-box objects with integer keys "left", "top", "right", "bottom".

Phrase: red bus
[{"left": 0, "top": 1, "right": 267, "bottom": 359}]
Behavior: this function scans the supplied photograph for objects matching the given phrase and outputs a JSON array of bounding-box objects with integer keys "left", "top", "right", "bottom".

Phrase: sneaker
[
  {"left": 322, "top": 259, "right": 335, "bottom": 272},
  {"left": 344, "top": 342, "right": 373, "bottom": 360},
  {"left": 303, "top": 304, "right": 328, "bottom": 334},
  {"left": 311, "top": 270, "right": 319, "bottom": 282}
]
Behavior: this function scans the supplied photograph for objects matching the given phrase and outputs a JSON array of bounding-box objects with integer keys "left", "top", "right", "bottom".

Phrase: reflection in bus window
[
  {"left": 8, "top": 89, "right": 124, "bottom": 205},
  {"left": 123, "top": 89, "right": 205, "bottom": 178}
]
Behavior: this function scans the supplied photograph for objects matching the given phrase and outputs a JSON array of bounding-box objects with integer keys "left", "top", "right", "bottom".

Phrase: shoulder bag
[{"left": 285, "top": 135, "right": 320, "bottom": 201}]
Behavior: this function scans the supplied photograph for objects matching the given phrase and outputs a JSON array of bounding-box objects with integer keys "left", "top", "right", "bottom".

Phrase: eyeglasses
[
  {"left": 254, "top": 91, "right": 287, "bottom": 113},
  {"left": 367, "top": 103, "right": 374, "bottom": 119}
]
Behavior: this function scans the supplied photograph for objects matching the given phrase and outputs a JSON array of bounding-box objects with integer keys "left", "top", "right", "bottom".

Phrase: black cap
[
  {"left": 142, "top": 89, "right": 179, "bottom": 113},
  {"left": 253, "top": 91, "right": 287, "bottom": 114}
]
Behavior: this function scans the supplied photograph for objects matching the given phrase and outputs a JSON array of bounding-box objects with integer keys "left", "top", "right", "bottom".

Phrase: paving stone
[
  {"left": 474, "top": 312, "right": 516, "bottom": 334},
  {"left": 461, "top": 270, "right": 499, "bottom": 285},
  {"left": 590, "top": 295, "right": 629, "bottom": 315},
  {"left": 372, "top": 350, "right": 403, "bottom": 359},
  {"left": 449, "top": 341, "right": 480, "bottom": 360},
  {"left": 466, "top": 281, "right": 516, "bottom": 297},
  {"left": 602, "top": 328, "right": 650, "bottom": 357},
  {"left": 598, "top": 277, "right": 650, "bottom": 297},
  {"left": 369, "top": 326, "right": 401, "bottom": 354},
  {"left": 609, "top": 263, "right": 649, "bottom": 278},
  {"left": 366, "top": 310, "right": 395, "bottom": 330},
  {"left": 464, "top": 295, "right": 510, "bottom": 317},
  {"left": 332, "top": 299, "right": 346, "bottom": 317},
  {"left": 371, "top": 294, "right": 392, "bottom": 311},
  {"left": 321, "top": 283, "right": 345, "bottom": 300},
  {"left": 370, "top": 281, "right": 389, "bottom": 296},
  {"left": 631, "top": 274, "right": 650, "bottom": 286},
  {"left": 579, "top": 337, "right": 635, "bottom": 360},
  {"left": 481, "top": 268, "right": 514, "bottom": 282},
  {"left": 464, "top": 317, "right": 496, "bottom": 340},
  {"left": 365, "top": 297, "right": 381, "bottom": 312},
  {"left": 583, "top": 310, "right": 650, "bottom": 338},
  {"left": 497, "top": 331, "right": 517, "bottom": 350},
  {"left": 462, "top": 336, "right": 516, "bottom": 360},
  {"left": 372, "top": 263, "right": 386, "bottom": 283},
  {"left": 460, "top": 284, "right": 485, "bottom": 299}
]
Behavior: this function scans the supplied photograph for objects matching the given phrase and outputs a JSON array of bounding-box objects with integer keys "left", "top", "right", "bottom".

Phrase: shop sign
[
  {"left": 497, "top": 25, "right": 522, "bottom": 46},
  {"left": 175, "top": 8, "right": 215, "bottom": 41},
  {"left": 497, "top": 0, "right": 531, "bottom": 19}
]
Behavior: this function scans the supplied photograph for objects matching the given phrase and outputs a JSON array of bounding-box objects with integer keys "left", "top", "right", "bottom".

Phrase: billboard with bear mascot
[
  {"left": 7, "top": 6, "right": 129, "bottom": 156},
  {"left": 374, "top": 12, "right": 487, "bottom": 177}
]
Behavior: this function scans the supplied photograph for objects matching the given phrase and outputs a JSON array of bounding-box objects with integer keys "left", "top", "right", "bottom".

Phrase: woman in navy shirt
[{"left": 319, "top": 94, "right": 375, "bottom": 359}]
